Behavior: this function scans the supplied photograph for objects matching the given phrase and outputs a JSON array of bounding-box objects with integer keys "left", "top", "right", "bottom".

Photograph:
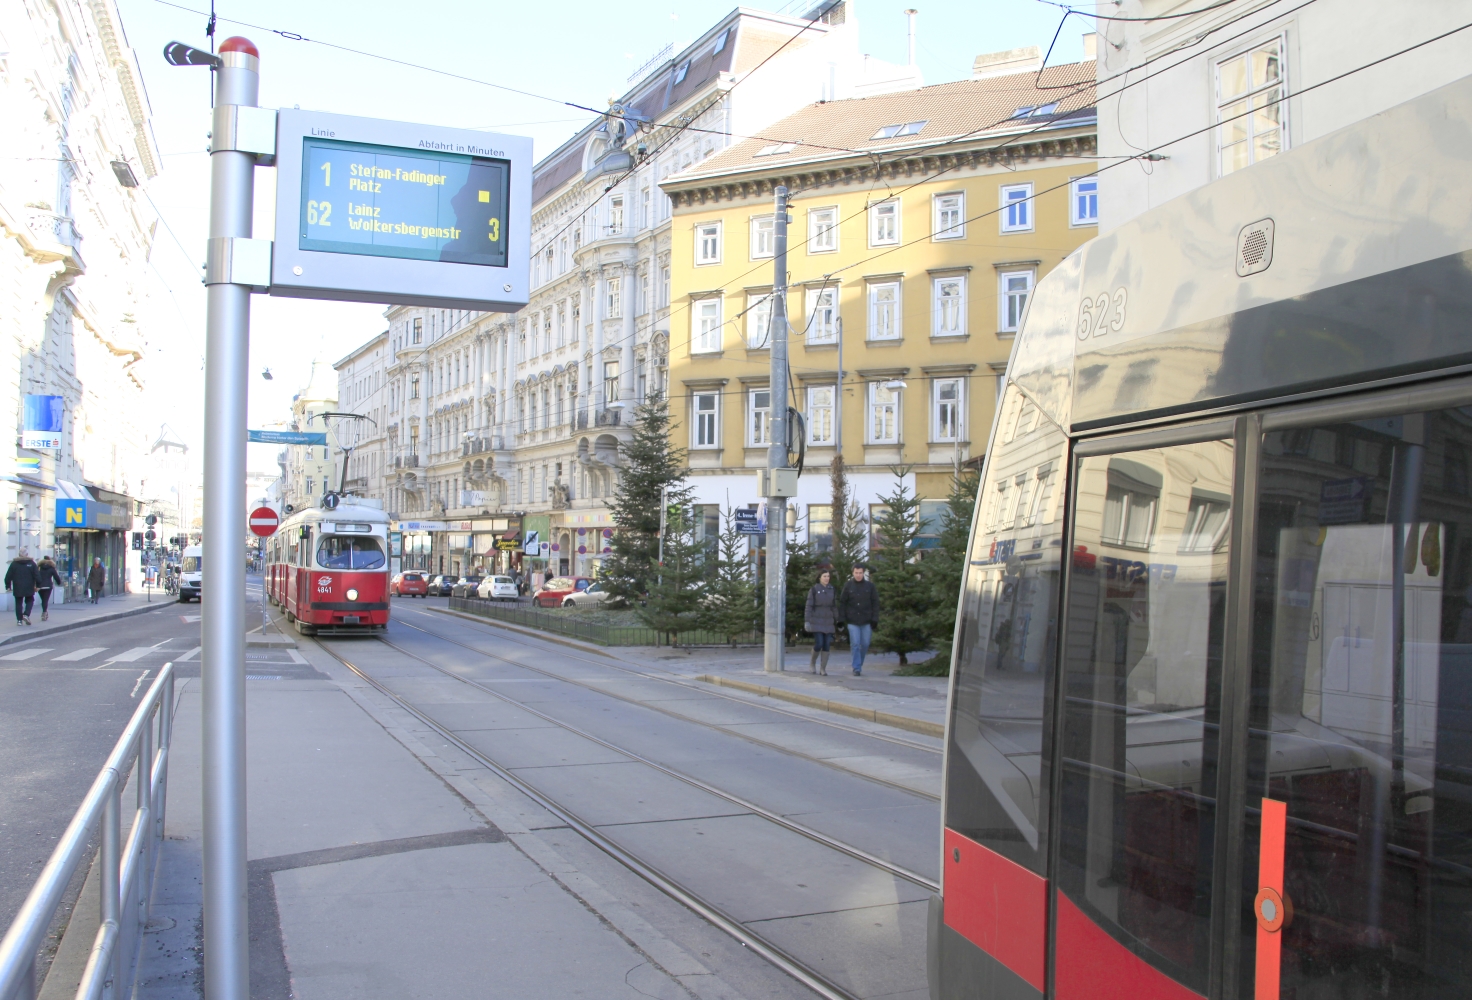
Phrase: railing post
[{"left": 100, "top": 777, "right": 121, "bottom": 1000}]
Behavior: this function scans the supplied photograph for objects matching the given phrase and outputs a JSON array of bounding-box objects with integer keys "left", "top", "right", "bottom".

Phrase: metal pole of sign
[
  {"left": 764, "top": 186, "right": 791, "bottom": 674},
  {"left": 202, "top": 37, "right": 258, "bottom": 1000}
]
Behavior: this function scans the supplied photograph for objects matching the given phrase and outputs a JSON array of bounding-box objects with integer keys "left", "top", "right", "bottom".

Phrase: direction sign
[
  {"left": 248, "top": 429, "right": 328, "bottom": 445},
  {"left": 248, "top": 506, "right": 280, "bottom": 537}
]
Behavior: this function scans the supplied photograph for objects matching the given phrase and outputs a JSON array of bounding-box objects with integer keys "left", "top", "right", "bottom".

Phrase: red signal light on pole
[{"left": 248, "top": 506, "right": 279, "bottom": 537}]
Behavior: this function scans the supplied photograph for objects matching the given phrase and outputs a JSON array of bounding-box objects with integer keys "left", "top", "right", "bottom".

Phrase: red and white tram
[{"left": 265, "top": 498, "right": 390, "bottom": 634}]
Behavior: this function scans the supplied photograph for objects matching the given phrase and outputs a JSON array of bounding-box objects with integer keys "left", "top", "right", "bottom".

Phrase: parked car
[
  {"left": 533, "top": 576, "right": 592, "bottom": 608},
  {"left": 450, "top": 575, "right": 484, "bottom": 598},
  {"left": 560, "top": 581, "right": 613, "bottom": 608},
  {"left": 427, "top": 574, "right": 459, "bottom": 596},
  {"left": 391, "top": 572, "right": 428, "bottom": 597},
  {"left": 476, "top": 575, "right": 520, "bottom": 601}
]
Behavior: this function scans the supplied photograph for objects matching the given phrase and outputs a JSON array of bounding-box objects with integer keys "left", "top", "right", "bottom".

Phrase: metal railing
[
  {"left": 0, "top": 664, "right": 176, "bottom": 1000},
  {"left": 449, "top": 595, "right": 760, "bottom": 647}
]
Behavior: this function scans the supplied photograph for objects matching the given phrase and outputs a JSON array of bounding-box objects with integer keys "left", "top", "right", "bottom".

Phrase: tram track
[{"left": 308, "top": 634, "right": 923, "bottom": 1000}]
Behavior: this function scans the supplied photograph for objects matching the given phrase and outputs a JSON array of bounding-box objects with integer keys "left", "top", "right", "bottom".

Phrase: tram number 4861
[{"left": 1077, "top": 287, "right": 1127, "bottom": 340}]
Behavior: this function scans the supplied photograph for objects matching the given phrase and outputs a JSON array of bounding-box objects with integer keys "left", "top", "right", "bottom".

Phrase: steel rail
[
  {"left": 0, "top": 664, "right": 175, "bottom": 1000},
  {"left": 312, "top": 640, "right": 860, "bottom": 1000},
  {"left": 351, "top": 632, "right": 938, "bottom": 891},
  {"left": 403, "top": 606, "right": 943, "bottom": 754}
]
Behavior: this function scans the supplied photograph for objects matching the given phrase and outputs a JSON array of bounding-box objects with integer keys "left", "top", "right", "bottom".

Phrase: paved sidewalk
[
  {"left": 0, "top": 591, "right": 179, "bottom": 646},
  {"left": 133, "top": 639, "right": 761, "bottom": 1000}
]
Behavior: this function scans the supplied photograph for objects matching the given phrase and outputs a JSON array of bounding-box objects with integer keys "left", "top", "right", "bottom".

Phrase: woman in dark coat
[
  {"left": 36, "top": 555, "right": 62, "bottom": 621},
  {"left": 86, "top": 557, "right": 106, "bottom": 604},
  {"left": 804, "top": 569, "right": 838, "bottom": 675}
]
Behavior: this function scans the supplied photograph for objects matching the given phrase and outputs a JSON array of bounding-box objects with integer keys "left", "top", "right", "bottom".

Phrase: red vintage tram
[
  {"left": 265, "top": 498, "right": 390, "bottom": 634},
  {"left": 933, "top": 79, "right": 1472, "bottom": 1000}
]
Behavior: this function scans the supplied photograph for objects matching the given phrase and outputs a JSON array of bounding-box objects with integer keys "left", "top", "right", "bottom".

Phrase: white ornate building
[
  {"left": 346, "top": 1, "right": 923, "bottom": 580},
  {"left": 276, "top": 360, "right": 340, "bottom": 514}
]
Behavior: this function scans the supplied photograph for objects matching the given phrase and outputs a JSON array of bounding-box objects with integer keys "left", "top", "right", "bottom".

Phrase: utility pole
[{"left": 764, "top": 186, "right": 791, "bottom": 673}]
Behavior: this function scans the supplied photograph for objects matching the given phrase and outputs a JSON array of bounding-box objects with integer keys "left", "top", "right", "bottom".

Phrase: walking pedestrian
[
  {"left": 5, "top": 550, "right": 39, "bottom": 625},
  {"left": 837, "top": 563, "right": 880, "bottom": 676},
  {"left": 86, "top": 557, "right": 106, "bottom": 604},
  {"left": 36, "top": 554, "right": 61, "bottom": 621},
  {"left": 804, "top": 569, "right": 838, "bottom": 675}
]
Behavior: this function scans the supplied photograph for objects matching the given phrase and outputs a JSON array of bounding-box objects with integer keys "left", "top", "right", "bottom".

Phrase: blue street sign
[{"left": 248, "top": 430, "right": 328, "bottom": 445}]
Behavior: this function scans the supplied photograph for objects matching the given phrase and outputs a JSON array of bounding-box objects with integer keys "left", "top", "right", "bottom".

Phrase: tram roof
[{"left": 1008, "top": 72, "right": 1472, "bottom": 438}]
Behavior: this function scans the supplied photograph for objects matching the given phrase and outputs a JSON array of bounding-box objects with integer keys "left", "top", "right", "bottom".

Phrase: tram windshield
[{"left": 315, "top": 535, "right": 386, "bottom": 570}]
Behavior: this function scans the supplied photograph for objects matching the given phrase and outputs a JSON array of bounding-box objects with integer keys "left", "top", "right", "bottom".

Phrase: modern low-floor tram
[
  {"left": 264, "top": 498, "right": 390, "bottom": 634},
  {"left": 933, "top": 77, "right": 1472, "bottom": 1000}
]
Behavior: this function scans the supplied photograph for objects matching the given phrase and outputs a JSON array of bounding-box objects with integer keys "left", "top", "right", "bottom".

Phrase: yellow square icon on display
[{"left": 478, "top": 190, "right": 490, "bottom": 203}]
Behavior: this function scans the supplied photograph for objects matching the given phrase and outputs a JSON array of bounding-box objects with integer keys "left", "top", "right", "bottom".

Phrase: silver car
[
  {"left": 560, "top": 581, "right": 612, "bottom": 608},
  {"left": 476, "top": 575, "right": 520, "bottom": 601}
]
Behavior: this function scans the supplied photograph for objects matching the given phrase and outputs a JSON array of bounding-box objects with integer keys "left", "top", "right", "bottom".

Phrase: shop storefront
[
  {"left": 522, "top": 514, "right": 551, "bottom": 589},
  {"left": 561, "top": 510, "right": 614, "bottom": 579},
  {"left": 395, "top": 520, "right": 444, "bottom": 572},
  {"left": 54, "top": 489, "right": 133, "bottom": 600},
  {"left": 469, "top": 518, "right": 514, "bottom": 576}
]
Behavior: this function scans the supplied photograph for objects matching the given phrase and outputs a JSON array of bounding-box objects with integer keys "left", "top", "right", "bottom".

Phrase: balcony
[
  {"left": 394, "top": 454, "right": 419, "bottom": 469},
  {"left": 24, "top": 209, "right": 84, "bottom": 272},
  {"left": 594, "top": 408, "right": 622, "bottom": 428}
]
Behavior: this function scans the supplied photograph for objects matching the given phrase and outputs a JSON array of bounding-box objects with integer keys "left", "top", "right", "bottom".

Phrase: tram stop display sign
[{"left": 271, "top": 109, "right": 531, "bottom": 311}]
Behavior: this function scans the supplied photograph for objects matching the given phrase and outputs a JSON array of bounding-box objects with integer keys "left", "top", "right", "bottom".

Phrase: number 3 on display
[
  {"left": 488, "top": 218, "right": 500, "bottom": 242},
  {"left": 307, "top": 200, "right": 332, "bottom": 226},
  {"left": 1077, "top": 287, "right": 1127, "bottom": 340}
]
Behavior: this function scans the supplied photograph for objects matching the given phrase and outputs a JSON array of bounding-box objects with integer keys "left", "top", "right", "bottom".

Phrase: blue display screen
[{"left": 299, "top": 138, "right": 510, "bottom": 267}]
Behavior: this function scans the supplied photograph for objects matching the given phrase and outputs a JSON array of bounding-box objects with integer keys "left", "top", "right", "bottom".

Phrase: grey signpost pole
[
  {"left": 764, "top": 186, "right": 791, "bottom": 674},
  {"left": 202, "top": 36, "right": 257, "bottom": 1000}
]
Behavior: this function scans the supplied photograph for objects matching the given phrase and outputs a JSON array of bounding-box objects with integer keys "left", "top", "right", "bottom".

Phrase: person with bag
[
  {"left": 5, "top": 550, "right": 39, "bottom": 625},
  {"left": 35, "top": 555, "right": 61, "bottom": 621},
  {"left": 837, "top": 563, "right": 880, "bottom": 676},
  {"left": 86, "top": 557, "right": 106, "bottom": 604},
  {"left": 804, "top": 569, "right": 838, "bottom": 675}
]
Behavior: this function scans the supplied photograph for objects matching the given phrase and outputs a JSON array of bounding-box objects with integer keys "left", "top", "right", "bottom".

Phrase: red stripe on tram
[
  {"left": 942, "top": 829, "right": 1047, "bottom": 992},
  {"left": 1254, "top": 797, "right": 1288, "bottom": 1000}
]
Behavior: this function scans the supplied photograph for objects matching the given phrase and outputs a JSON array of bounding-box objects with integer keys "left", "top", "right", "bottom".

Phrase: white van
[{"left": 179, "top": 545, "right": 202, "bottom": 602}]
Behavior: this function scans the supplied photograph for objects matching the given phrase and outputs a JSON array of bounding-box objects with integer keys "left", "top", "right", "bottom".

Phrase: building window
[
  {"left": 807, "top": 385, "right": 835, "bottom": 445},
  {"left": 747, "top": 292, "right": 773, "bottom": 348},
  {"left": 808, "top": 504, "right": 833, "bottom": 552},
  {"left": 696, "top": 221, "right": 722, "bottom": 265},
  {"left": 934, "top": 192, "right": 965, "bottom": 240},
  {"left": 749, "top": 388, "right": 772, "bottom": 446},
  {"left": 1217, "top": 36, "right": 1285, "bottom": 176},
  {"left": 557, "top": 304, "right": 567, "bottom": 347},
  {"left": 641, "top": 188, "right": 651, "bottom": 229},
  {"left": 410, "top": 375, "right": 420, "bottom": 399},
  {"left": 571, "top": 298, "right": 581, "bottom": 341},
  {"left": 412, "top": 318, "right": 423, "bottom": 344},
  {"left": 608, "top": 196, "right": 624, "bottom": 235},
  {"left": 1070, "top": 177, "right": 1099, "bottom": 226},
  {"left": 1000, "top": 184, "right": 1033, "bottom": 233},
  {"left": 868, "top": 281, "right": 901, "bottom": 341},
  {"left": 933, "top": 378, "right": 962, "bottom": 442},
  {"left": 607, "top": 278, "right": 622, "bottom": 319},
  {"left": 868, "top": 382, "right": 899, "bottom": 444},
  {"left": 806, "top": 286, "right": 838, "bottom": 345},
  {"left": 808, "top": 207, "right": 837, "bottom": 253},
  {"left": 659, "top": 266, "right": 671, "bottom": 306},
  {"left": 713, "top": 26, "right": 731, "bottom": 53},
  {"left": 871, "top": 120, "right": 927, "bottom": 139},
  {"left": 932, "top": 276, "right": 966, "bottom": 337},
  {"left": 603, "top": 361, "right": 619, "bottom": 403},
  {"left": 998, "top": 270, "right": 1034, "bottom": 334},
  {"left": 673, "top": 59, "right": 691, "bottom": 84},
  {"left": 693, "top": 392, "right": 719, "bottom": 447},
  {"left": 306, "top": 477, "right": 314, "bottom": 495},
  {"left": 639, "top": 273, "right": 650, "bottom": 316},
  {"left": 694, "top": 298, "right": 722, "bottom": 353},
  {"left": 869, "top": 199, "right": 899, "bottom": 246},
  {"left": 1102, "top": 475, "right": 1158, "bottom": 550},
  {"left": 750, "top": 215, "right": 774, "bottom": 258}
]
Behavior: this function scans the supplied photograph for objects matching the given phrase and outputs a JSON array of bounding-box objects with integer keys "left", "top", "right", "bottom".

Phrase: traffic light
[
  {"left": 145, "top": 529, "right": 156, "bottom": 542},
  {"left": 145, "top": 513, "right": 158, "bottom": 526}
]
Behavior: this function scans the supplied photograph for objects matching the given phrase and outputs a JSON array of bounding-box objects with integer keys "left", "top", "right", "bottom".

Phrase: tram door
[{"left": 1053, "top": 405, "right": 1472, "bottom": 999}]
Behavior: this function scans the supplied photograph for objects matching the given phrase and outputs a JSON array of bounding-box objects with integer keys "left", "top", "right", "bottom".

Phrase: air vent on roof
[{"left": 1236, "top": 218, "right": 1275, "bottom": 277}]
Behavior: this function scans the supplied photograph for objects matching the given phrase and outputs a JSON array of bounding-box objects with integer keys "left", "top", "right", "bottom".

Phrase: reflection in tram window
[
  {"left": 944, "top": 386, "right": 1067, "bottom": 874},
  {"left": 315, "top": 535, "right": 387, "bottom": 570},
  {"left": 1058, "top": 438, "right": 1234, "bottom": 994},
  {"left": 1245, "top": 408, "right": 1472, "bottom": 998}
]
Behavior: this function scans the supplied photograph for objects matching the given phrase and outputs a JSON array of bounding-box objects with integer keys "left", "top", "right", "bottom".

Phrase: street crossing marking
[
  {"left": 178, "top": 647, "right": 201, "bottom": 661},
  {"left": 287, "top": 649, "right": 307, "bottom": 665},
  {"left": 109, "top": 646, "right": 161, "bottom": 662},
  {"left": 180, "top": 615, "right": 202, "bottom": 623},
  {"left": 0, "top": 648, "right": 54, "bottom": 661},
  {"left": 52, "top": 648, "right": 106, "bottom": 661}
]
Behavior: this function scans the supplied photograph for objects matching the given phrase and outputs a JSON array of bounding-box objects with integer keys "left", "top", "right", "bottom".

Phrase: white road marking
[
  {"left": 180, "top": 615, "right": 202, "bottom": 623},
  {"left": 0, "top": 648, "right": 53, "bottom": 661},
  {"left": 129, "top": 670, "right": 151, "bottom": 698},
  {"left": 287, "top": 648, "right": 307, "bottom": 665},
  {"left": 178, "top": 646, "right": 201, "bottom": 661},
  {"left": 93, "top": 641, "right": 171, "bottom": 668},
  {"left": 52, "top": 647, "right": 106, "bottom": 661}
]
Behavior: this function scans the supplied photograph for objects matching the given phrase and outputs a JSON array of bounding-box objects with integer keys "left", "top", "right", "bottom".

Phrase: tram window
[
  {"left": 316, "top": 535, "right": 386, "bottom": 570},
  {"left": 943, "top": 385, "right": 1067, "bottom": 874},
  {"left": 1242, "top": 407, "right": 1472, "bottom": 998},
  {"left": 1058, "top": 437, "right": 1234, "bottom": 994}
]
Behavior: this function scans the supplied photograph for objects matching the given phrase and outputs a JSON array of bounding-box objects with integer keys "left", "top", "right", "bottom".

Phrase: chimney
[
  {"left": 1082, "top": 33, "right": 1097, "bottom": 60},
  {"left": 971, "top": 45, "right": 1043, "bottom": 80},
  {"left": 905, "top": 9, "right": 918, "bottom": 66}
]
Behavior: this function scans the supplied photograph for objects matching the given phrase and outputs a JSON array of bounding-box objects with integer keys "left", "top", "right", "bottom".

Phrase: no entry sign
[{"left": 248, "top": 506, "right": 280, "bottom": 537}]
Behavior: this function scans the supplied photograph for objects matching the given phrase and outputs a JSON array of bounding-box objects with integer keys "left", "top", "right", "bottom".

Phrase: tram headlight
[{"left": 346, "top": 588, "right": 359, "bottom": 601}]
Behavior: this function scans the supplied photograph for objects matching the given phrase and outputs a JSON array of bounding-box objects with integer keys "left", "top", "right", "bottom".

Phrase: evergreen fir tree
[
  {"left": 869, "top": 470, "right": 930, "bottom": 664},
  {"left": 920, "top": 467, "right": 980, "bottom": 673},
  {"left": 784, "top": 539, "right": 820, "bottom": 645},
  {"left": 698, "top": 508, "right": 761, "bottom": 645},
  {"left": 600, "top": 392, "right": 693, "bottom": 606},
  {"left": 636, "top": 504, "right": 705, "bottom": 643},
  {"left": 826, "top": 454, "right": 868, "bottom": 588}
]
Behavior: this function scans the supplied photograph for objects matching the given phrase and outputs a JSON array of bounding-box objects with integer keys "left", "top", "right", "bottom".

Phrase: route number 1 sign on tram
[
  {"left": 249, "top": 507, "right": 280, "bottom": 538},
  {"left": 270, "top": 110, "right": 532, "bottom": 311}
]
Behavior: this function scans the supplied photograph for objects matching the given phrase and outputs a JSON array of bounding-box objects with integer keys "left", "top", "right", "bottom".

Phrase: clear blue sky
[{"left": 114, "top": 0, "right": 1089, "bottom": 466}]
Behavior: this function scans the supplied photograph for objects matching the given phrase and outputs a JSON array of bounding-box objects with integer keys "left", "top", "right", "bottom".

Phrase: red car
[
  {"left": 533, "top": 576, "right": 592, "bottom": 608},
  {"left": 391, "top": 572, "right": 429, "bottom": 597}
]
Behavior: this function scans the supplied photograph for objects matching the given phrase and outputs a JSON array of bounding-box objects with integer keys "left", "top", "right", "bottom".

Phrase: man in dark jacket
[
  {"left": 5, "top": 550, "right": 40, "bottom": 625},
  {"left": 837, "top": 563, "right": 880, "bottom": 676}
]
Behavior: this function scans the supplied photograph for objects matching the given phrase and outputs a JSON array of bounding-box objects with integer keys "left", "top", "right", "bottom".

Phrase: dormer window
[
  {"left": 755, "top": 142, "right": 797, "bottom": 156},
  {"left": 674, "top": 60, "right": 691, "bottom": 85},
  {"left": 871, "top": 120, "right": 927, "bottom": 140},
  {"left": 713, "top": 28, "right": 731, "bottom": 54},
  {"left": 1011, "top": 103, "right": 1060, "bottom": 119}
]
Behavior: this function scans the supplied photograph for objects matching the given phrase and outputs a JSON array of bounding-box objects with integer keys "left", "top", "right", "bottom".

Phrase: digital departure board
[{"left": 299, "top": 138, "right": 510, "bottom": 267}]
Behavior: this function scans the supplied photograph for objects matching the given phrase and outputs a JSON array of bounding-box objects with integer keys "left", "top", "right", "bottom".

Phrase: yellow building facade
[{"left": 660, "top": 61, "right": 1098, "bottom": 546}]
